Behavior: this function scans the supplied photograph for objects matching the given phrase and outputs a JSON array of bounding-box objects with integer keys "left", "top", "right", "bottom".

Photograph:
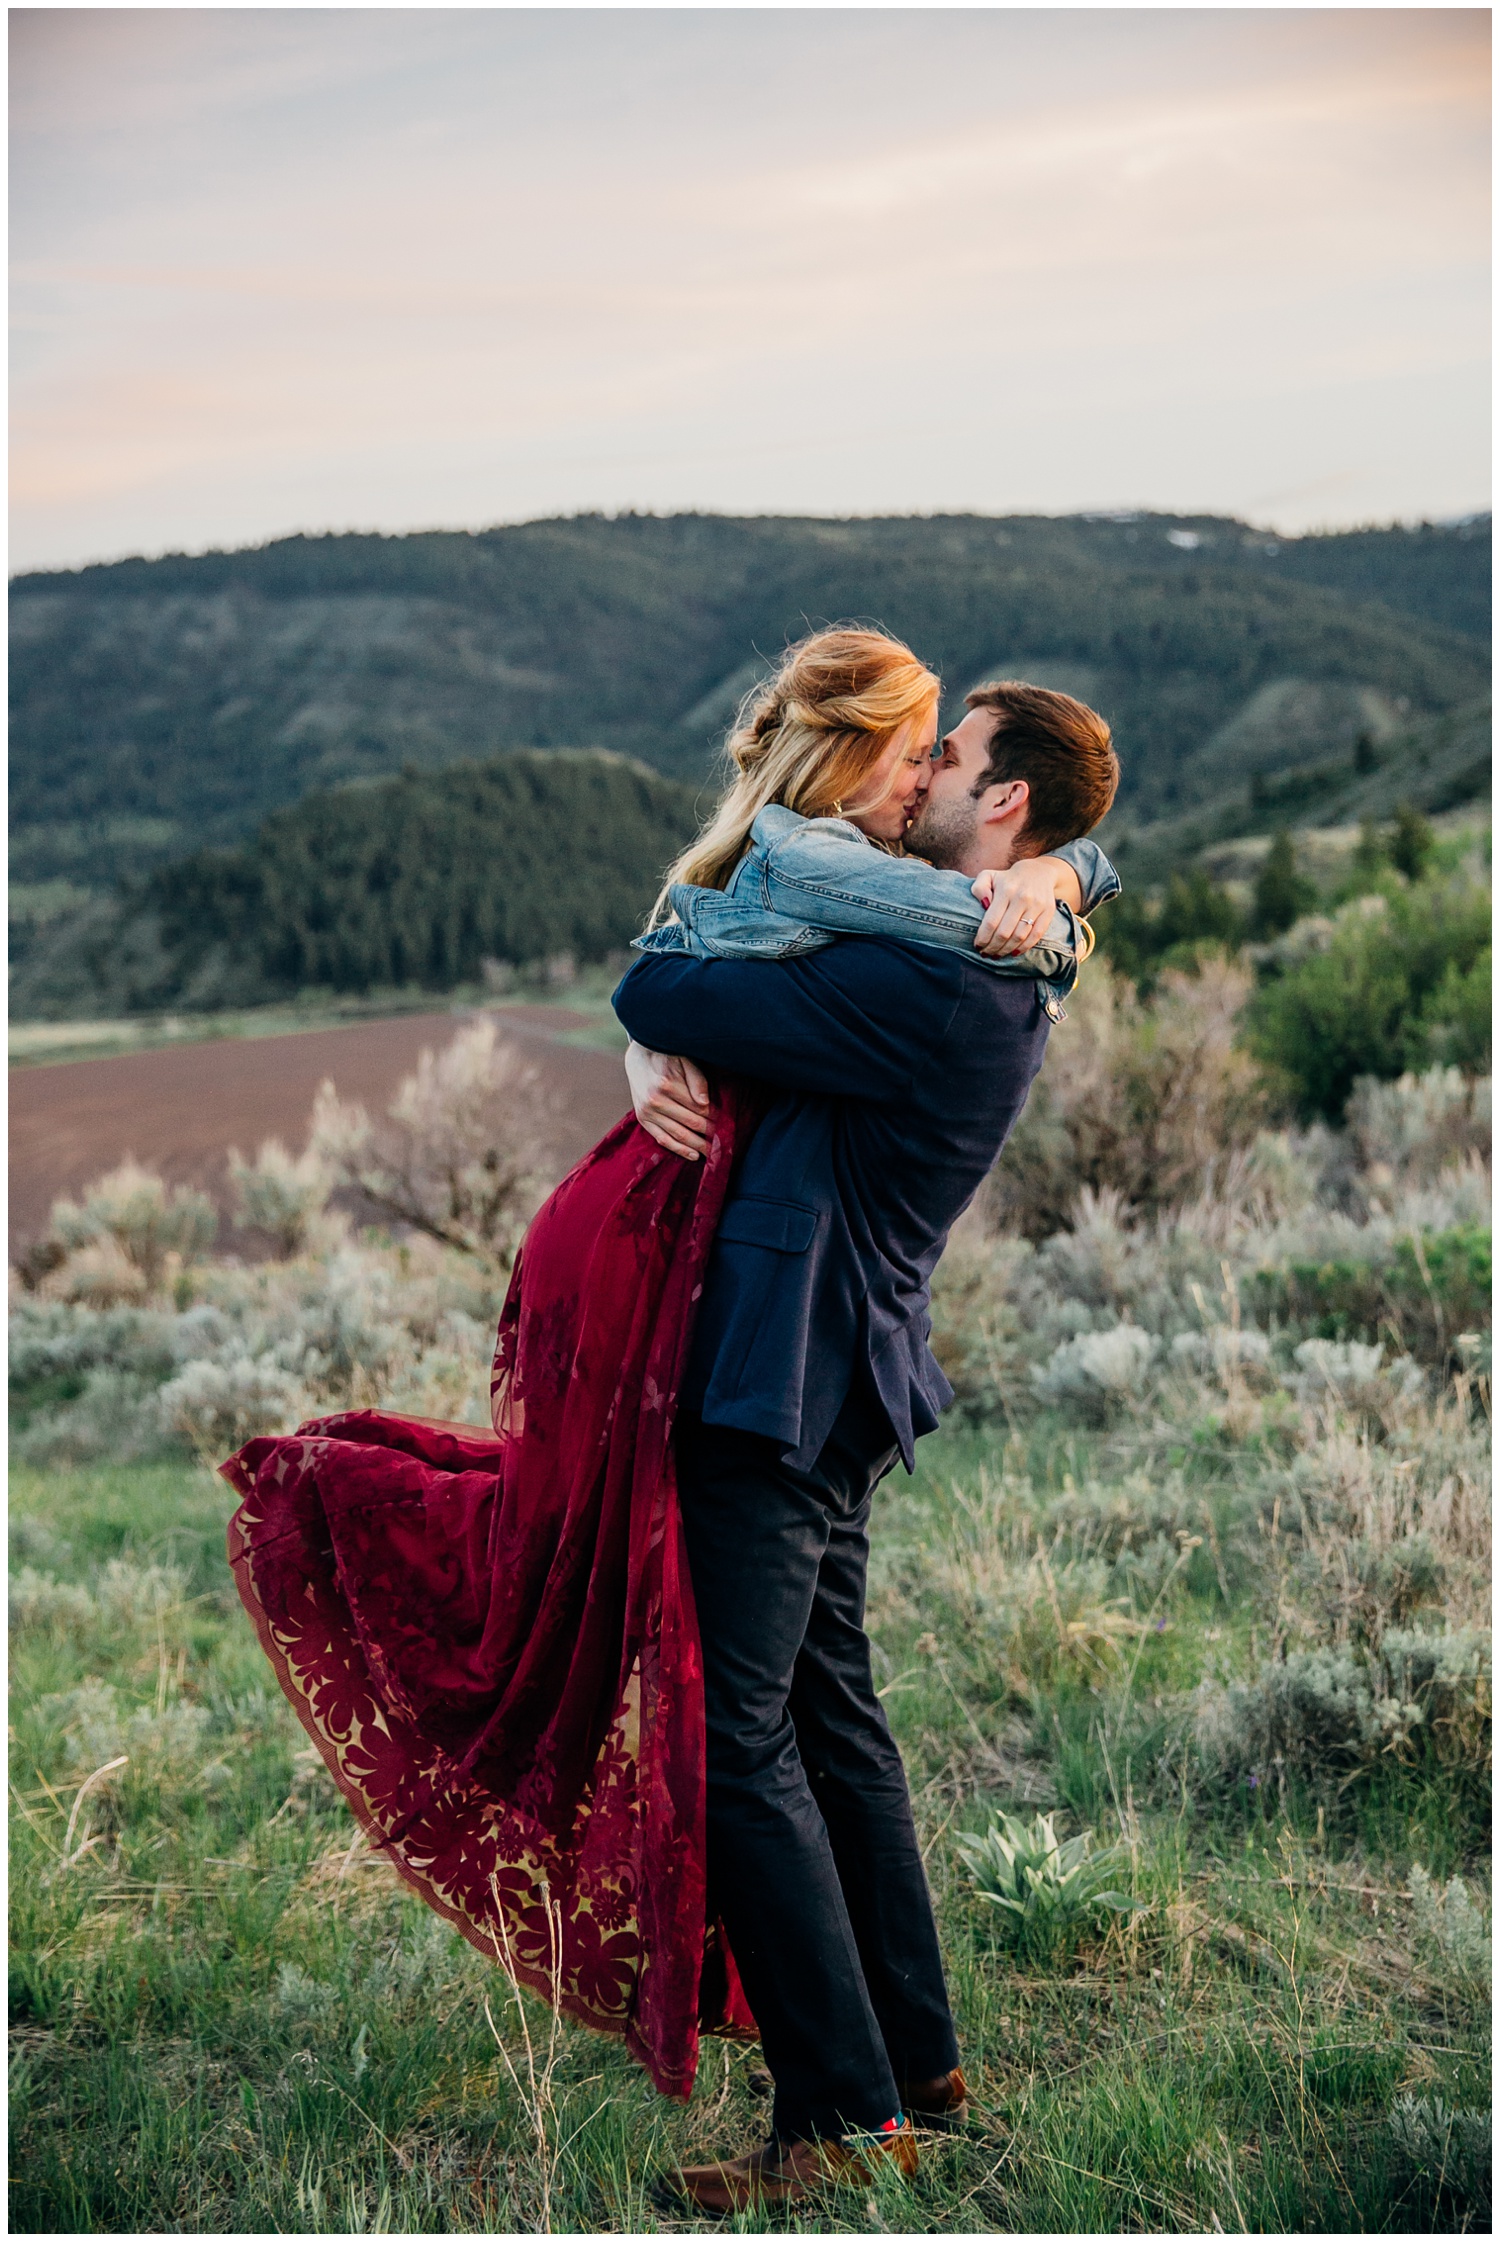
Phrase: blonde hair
[{"left": 652, "top": 627, "right": 940, "bottom": 920}]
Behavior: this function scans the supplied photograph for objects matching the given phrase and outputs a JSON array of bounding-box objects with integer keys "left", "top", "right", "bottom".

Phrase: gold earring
[{"left": 833, "top": 799, "right": 844, "bottom": 816}]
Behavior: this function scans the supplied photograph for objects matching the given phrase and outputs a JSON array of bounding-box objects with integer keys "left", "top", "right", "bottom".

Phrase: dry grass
[{"left": 8, "top": 1006, "right": 1491, "bottom": 2231}]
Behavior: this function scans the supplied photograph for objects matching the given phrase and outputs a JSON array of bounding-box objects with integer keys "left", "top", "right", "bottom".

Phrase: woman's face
[{"left": 841, "top": 710, "right": 939, "bottom": 844}]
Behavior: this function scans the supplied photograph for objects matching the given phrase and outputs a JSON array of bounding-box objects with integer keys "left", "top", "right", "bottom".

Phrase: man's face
[{"left": 903, "top": 708, "right": 997, "bottom": 869}]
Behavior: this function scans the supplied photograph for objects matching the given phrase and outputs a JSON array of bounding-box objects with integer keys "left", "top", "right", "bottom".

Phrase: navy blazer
[{"left": 612, "top": 940, "right": 1051, "bottom": 1470}]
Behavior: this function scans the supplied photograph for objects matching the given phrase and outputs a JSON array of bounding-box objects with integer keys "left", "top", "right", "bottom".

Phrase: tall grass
[
  {"left": 11, "top": 1372, "right": 1489, "bottom": 2230},
  {"left": 9, "top": 1006, "right": 1490, "bottom": 2232}
]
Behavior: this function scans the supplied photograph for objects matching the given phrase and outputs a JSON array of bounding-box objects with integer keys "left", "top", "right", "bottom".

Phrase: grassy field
[
  {"left": 10, "top": 1402, "right": 1490, "bottom": 2235},
  {"left": 8, "top": 970, "right": 630, "bottom": 1072},
  {"left": 10, "top": 1000, "right": 1491, "bottom": 2233}
]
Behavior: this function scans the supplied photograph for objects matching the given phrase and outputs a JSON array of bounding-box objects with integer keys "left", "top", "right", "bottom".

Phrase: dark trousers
[{"left": 674, "top": 1381, "right": 959, "bottom": 2143}]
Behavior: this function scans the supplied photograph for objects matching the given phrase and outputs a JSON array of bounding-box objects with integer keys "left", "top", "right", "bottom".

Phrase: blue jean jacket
[{"left": 634, "top": 808, "right": 1121, "bottom": 1020}]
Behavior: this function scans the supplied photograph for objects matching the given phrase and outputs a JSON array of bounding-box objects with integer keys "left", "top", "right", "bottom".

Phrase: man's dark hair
[{"left": 964, "top": 681, "right": 1119, "bottom": 854}]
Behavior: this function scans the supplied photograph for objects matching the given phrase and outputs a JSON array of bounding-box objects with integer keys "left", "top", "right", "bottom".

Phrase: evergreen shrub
[{"left": 1247, "top": 870, "right": 1490, "bottom": 1118}]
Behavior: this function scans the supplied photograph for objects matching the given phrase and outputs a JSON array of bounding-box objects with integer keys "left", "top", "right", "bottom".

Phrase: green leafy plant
[
  {"left": 1249, "top": 1221, "right": 1492, "bottom": 1370},
  {"left": 955, "top": 1810, "right": 1143, "bottom": 1954},
  {"left": 1246, "top": 868, "right": 1491, "bottom": 1118},
  {"left": 1388, "top": 2093, "right": 1492, "bottom": 2223},
  {"left": 1407, "top": 1865, "right": 1491, "bottom": 1994}
]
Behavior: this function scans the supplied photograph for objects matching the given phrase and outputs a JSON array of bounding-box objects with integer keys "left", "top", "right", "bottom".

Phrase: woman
[{"left": 222, "top": 626, "right": 1117, "bottom": 2106}]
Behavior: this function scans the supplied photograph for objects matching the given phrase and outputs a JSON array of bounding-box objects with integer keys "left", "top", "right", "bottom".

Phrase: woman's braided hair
[{"left": 649, "top": 627, "right": 940, "bottom": 921}]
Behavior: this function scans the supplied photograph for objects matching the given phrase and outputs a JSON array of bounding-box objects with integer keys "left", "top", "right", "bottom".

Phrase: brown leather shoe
[
  {"left": 665, "top": 2121, "right": 919, "bottom": 2214},
  {"left": 903, "top": 2066, "right": 969, "bottom": 2130}
]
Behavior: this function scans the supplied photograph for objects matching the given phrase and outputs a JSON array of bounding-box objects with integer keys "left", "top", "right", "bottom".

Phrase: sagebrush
[{"left": 10, "top": 969, "right": 1490, "bottom": 2233}]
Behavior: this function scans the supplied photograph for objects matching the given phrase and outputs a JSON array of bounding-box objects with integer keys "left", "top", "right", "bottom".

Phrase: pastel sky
[{"left": 10, "top": 7, "right": 1491, "bottom": 571}]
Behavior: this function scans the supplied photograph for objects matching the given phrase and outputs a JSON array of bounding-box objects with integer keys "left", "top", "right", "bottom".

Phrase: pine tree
[
  {"left": 149, "top": 753, "right": 702, "bottom": 998},
  {"left": 1388, "top": 802, "right": 1434, "bottom": 882},
  {"left": 1251, "top": 829, "right": 1316, "bottom": 939}
]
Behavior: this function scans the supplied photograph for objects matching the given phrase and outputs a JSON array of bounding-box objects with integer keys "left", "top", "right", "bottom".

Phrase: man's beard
[{"left": 903, "top": 791, "right": 978, "bottom": 870}]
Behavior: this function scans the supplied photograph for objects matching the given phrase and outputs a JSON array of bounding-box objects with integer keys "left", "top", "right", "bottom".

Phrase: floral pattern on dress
[{"left": 223, "top": 1092, "right": 764, "bottom": 2099}]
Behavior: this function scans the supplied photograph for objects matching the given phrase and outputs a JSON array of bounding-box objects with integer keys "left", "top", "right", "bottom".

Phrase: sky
[{"left": 10, "top": 7, "right": 1491, "bottom": 572}]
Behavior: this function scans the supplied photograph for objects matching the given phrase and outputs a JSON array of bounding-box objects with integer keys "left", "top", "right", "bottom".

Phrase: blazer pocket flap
[{"left": 717, "top": 1197, "right": 818, "bottom": 1253}]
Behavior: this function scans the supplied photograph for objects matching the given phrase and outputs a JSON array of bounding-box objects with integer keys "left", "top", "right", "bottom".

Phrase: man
[{"left": 613, "top": 681, "right": 1118, "bottom": 2212}]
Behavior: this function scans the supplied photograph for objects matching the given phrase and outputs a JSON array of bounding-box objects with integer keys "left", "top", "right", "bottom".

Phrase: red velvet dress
[{"left": 222, "top": 1088, "right": 761, "bottom": 2099}]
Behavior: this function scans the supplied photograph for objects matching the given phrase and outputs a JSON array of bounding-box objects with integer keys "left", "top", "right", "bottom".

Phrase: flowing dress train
[{"left": 222, "top": 1086, "right": 761, "bottom": 2098}]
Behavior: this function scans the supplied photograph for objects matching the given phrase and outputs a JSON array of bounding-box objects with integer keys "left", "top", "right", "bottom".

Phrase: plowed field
[{"left": 9, "top": 1008, "right": 629, "bottom": 1256}]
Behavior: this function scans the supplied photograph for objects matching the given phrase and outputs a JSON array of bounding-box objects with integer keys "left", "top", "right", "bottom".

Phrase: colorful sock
[{"left": 845, "top": 2112, "right": 906, "bottom": 2142}]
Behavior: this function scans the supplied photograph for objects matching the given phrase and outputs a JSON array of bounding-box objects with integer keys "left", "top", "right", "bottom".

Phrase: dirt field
[{"left": 8, "top": 1008, "right": 630, "bottom": 1257}]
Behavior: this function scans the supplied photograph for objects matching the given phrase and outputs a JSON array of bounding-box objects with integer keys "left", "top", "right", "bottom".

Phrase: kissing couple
[{"left": 223, "top": 625, "right": 1120, "bottom": 2211}]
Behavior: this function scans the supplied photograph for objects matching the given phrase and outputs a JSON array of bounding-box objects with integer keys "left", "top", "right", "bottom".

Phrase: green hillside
[
  {"left": 1227, "top": 515, "right": 1490, "bottom": 640},
  {"left": 11, "top": 513, "right": 1488, "bottom": 894},
  {"left": 1107, "top": 696, "right": 1492, "bottom": 885},
  {"left": 11, "top": 753, "right": 701, "bottom": 1020}
]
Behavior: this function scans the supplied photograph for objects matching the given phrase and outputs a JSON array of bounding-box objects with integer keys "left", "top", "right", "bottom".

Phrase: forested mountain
[
  {"left": 160, "top": 752, "right": 700, "bottom": 991},
  {"left": 1112, "top": 695, "right": 1492, "bottom": 884},
  {"left": 11, "top": 511, "right": 1488, "bottom": 892},
  {"left": 11, "top": 753, "right": 701, "bottom": 1019},
  {"left": 1225, "top": 517, "right": 1490, "bottom": 640}
]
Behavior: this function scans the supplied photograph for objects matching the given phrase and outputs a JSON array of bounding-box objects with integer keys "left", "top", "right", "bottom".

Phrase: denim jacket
[{"left": 634, "top": 808, "right": 1121, "bottom": 1020}]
